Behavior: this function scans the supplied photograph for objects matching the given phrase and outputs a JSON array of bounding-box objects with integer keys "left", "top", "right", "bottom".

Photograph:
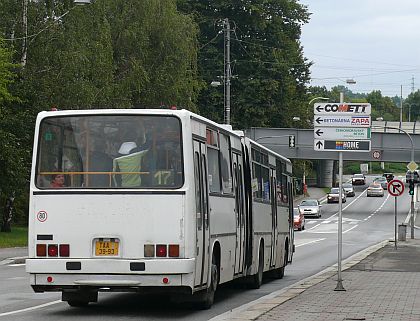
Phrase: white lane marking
[
  {"left": 343, "top": 225, "right": 358, "bottom": 234},
  {"left": 363, "top": 194, "right": 390, "bottom": 221},
  {"left": 295, "top": 238, "right": 326, "bottom": 247},
  {"left": 0, "top": 300, "right": 62, "bottom": 317},
  {"left": 6, "top": 277, "right": 26, "bottom": 280},
  {"left": 7, "top": 263, "right": 25, "bottom": 267}
]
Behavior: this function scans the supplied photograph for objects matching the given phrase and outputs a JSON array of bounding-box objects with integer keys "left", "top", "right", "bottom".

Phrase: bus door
[
  {"left": 233, "top": 153, "right": 245, "bottom": 275},
  {"left": 193, "top": 140, "right": 210, "bottom": 287},
  {"left": 270, "top": 169, "right": 278, "bottom": 267}
]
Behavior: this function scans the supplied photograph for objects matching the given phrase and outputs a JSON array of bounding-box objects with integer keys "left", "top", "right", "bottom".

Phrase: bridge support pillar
[{"left": 317, "top": 159, "right": 334, "bottom": 188}]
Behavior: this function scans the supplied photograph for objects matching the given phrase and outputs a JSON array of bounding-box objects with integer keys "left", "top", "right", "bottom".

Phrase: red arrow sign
[{"left": 388, "top": 179, "right": 404, "bottom": 196}]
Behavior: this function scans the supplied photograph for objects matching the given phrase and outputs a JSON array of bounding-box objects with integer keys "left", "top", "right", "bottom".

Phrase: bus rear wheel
[
  {"left": 249, "top": 243, "right": 264, "bottom": 289},
  {"left": 195, "top": 254, "right": 218, "bottom": 310},
  {"left": 272, "top": 245, "right": 288, "bottom": 279}
]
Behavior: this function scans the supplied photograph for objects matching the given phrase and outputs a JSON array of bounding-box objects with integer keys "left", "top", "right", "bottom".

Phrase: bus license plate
[{"left": 95, "top": 240, "right": 119, "bottom": 256}]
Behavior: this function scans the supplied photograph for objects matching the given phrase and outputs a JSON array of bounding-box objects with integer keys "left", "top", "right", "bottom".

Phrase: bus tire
[
  {"left": 195, "top": 254, "right": 218, "bottom": 310},
  {"left": 249, "top": 243, "right": 264, "bottom": 289},
  {"left": 273, "top": 246, "right": 288, "bottom": 279}
]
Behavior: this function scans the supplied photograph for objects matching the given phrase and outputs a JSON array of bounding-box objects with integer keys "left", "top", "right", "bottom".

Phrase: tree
[
  {"left": 0, "top": 39, "right": 27, "bottom": 231},
  {"left": 404, "top": 90, "right": 420, "bottom": 122},
  {"left": 178, "top": 0, "right": 311, "bottom": 129}
]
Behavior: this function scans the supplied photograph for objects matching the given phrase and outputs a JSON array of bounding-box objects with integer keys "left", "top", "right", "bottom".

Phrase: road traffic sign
[
  {"left": 314, "top": 127, "right": 371, "bottom": 140},
  {"left": 407, "top": 161, "right": 418, "bottom": 172},
  {"left": 314, "top": 115, "right": 371, "bottom": 127},
  {"left": 314, "top": 103, "right": 371, "bottom": 115},
  {"left": 372, "top": 150, "right": 381, "bottom": 159},
  {"left": 388, "top": 179, "right": 405, "bottom": 197},
  {"left": 314, "top": 139, "right": 371, "bottom": 152}
]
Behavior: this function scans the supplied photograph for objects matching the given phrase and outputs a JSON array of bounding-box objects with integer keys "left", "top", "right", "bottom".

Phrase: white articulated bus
[{"left": 27, "top": 109, "right": 294, "bottom": 308}]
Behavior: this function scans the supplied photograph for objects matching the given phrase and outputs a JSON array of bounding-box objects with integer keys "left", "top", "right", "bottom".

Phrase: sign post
[
  {"left": 407, "top": 161, "right": 418, "bottom": 240},
  {"left": 314, "top": 99, "right": 371, "bottom": 292},
  {"left": 388, "top": 179, "right": 405, "bottom": 250}
]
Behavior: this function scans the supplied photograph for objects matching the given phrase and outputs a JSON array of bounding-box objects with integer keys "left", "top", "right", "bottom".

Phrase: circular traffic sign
[
  {"left": 372, "top": 150, "right": 381, "bottom": 159},
  {"left": 387, "top": 179, "right": 405, "bottom": 197}
]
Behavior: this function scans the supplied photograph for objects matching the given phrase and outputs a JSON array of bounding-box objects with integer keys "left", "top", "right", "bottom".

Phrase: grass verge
[{"left": 0, "top": 226, "right": 28, "bottom": 248}]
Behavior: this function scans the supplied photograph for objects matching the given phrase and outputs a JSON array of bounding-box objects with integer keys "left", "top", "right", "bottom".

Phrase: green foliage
[
  {"left": 0, "top": 39, "right": 16, "bottom": 104},
  {"left": 404, "top": 90, "right": 420, "bottom": 122},
  {"left": 17, "top": 0, "right": 199, "bottom": 111},
  {"left": 343, "top": 161, "right": 407, "bottom": 175},
  {"left": 178, "top": 0, "right": 312, "bottom": 129},
  {"left": 0, "top": 226, "right": 28, "bottom": 248}
]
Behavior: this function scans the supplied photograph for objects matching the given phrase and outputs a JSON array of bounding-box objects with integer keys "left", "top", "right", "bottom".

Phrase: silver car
[
  {"left": 298, "top": 199, "right": 322, "bottom": 218},
  {"left": 342, "top": 183, "right": 355, "bottom": 197},
  {"left": 373, "top": 176, "right": 388, "bottom": 190},
  {"left": 367, "top": 182, "right": 384, "bottom": 197}
]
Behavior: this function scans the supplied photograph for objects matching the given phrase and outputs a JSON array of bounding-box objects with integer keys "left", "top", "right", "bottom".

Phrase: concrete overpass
[{"left": 246, "top": 121, "right": 420, "bottom": 187}]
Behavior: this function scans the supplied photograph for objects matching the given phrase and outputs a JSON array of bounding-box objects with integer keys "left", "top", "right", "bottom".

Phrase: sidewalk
[
  {"left": 294, "top": 187, "right": 327, "bottom": 204},
  {"left": 215, "top": 202, "right": 420, "bottom": 321}
]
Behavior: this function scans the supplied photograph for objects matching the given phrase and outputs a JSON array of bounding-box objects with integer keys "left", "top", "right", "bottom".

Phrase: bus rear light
[
  {"left": 47, "top": 276, "right": 53, "bottom": 283},
  {"left": 162, "top": 277, "right": 169, "bottom": 284},
  {"left": 168, "top": 244, "right": 179, "bottom": 257},
  {"left": 36, "top": 244, "right": 47, "bottom": 257},
  {"left": 144, "top": 244, "right": 154, "bottom": 257},
  {"left": 48, "top": 244, "right": 58, "bottom": 257},
  {"left": 156, "top": 244, "right": 167, "bottom": 257},
  {"left": 59, "top": 244, "right": 70, "bottom": 257}
]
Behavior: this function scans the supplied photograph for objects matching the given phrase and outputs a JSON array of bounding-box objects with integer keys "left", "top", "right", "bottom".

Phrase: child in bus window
[{"left": 50, "top": 174, "right": 65, "bottom": 188}]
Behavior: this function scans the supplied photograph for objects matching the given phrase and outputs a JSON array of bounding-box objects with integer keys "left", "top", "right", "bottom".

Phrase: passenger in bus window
[
  {"left": 89, "top": 138, "right": 113, "bottom": 187},
  {"left": 50, "top": 174, "right": 65, "bottom": 188},
  {"left": 113, "top": 141, "right": 148, "bottom": 188}
]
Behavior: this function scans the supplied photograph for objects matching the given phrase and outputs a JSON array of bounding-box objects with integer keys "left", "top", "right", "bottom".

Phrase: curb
[
  {"left": 0, "top": 256, "right": 27, "bottom": 266},
  {"left": 210, "top": 239, "right": 390, "bottom": 321}
]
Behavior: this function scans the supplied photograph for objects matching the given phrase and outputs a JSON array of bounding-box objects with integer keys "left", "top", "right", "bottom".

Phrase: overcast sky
[{"left": 300, "top": 0, "right": 420, "bottom": 98}]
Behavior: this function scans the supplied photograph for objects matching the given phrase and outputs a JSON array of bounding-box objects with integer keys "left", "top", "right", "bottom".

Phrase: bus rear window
[{"left": 36, "top": 115, "right": 183, "bottom": 189}]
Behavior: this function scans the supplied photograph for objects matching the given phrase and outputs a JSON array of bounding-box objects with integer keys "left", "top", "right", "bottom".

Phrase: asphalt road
[{"left": 0, "top": 175, "right": 413, "bottom": 320}]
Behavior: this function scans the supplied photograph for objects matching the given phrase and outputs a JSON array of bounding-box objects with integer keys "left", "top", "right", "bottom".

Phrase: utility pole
[
  {"left": 412, "top": 75, "right": 415, "bottom": 93},
  {"left": 400, "top": 85, "right": 403, "bottom": 123},
  {"left": 223, "top": 18, "right": 231, "bottom": 125}
]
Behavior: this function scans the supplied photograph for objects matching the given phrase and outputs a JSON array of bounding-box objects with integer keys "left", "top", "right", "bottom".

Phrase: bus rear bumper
[
  {"left": 26, "top": 258, "right": 195, "bottom": 274},
  {"left": 27, "top": 258, "right": 195, "bottom": 292}
]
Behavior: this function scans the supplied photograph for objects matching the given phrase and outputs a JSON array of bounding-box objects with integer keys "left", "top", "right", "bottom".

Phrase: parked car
[
  {"left": 293, "top": 208, "right": 305, "bottom": 231},
  {"left": 374, "top": 176, "right": 388, "bottom": 189},
  {"left": 298, "top": 199, "right": 322, "bottom": 218},
  {"left": 367, "top": 182, "right": 384, "bottom": 197},
  {"left": 352, "top": 174, "right": 366, "bottom": 185},
  {"left": 406, "top": 170, "right": 420, "bottom": 183},
  {"left": 383, "top": 172, "right": 394, "bottom": 182},
  {"left": 342, "top": 183, "right": 355, "bottom": 197},
  {"left": 327, "top": 187, "right": 347, "bottom": 203}
]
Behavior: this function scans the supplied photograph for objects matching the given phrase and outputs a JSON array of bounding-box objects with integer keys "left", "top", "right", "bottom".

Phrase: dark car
[
  {"left": 406, "top": 170, "right": 420, "bottom": 183},
  {"left": 352, "top": 174, "right": 366, "bottom": 185},
  {"left": 327, "top": 187, "right": 347, "bottom": 203},
  {"left": 383, "top": 173, "right": 394, "bottom": 182}
]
